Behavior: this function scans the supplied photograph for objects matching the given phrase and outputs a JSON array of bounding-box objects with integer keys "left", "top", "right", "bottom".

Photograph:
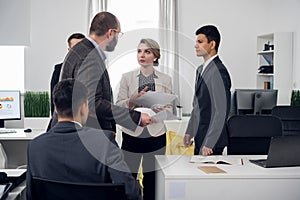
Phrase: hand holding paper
[
  {"left": 140, "top": 112, "right": 152, "bottom": 127},
  {"left": 135, "top": 108, "right": 178, "bottom": 124},
  {"left": 129, "top": 86, "right": 148, "bottom": 109}
]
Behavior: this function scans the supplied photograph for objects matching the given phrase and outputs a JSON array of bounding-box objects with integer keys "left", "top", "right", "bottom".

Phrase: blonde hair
[{"left": 139, "top": 38, "right": 160, "bottom": 66}]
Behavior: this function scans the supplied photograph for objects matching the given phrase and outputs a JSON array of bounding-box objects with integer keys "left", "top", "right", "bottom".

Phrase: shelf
[
  {"left": 256, "top": 32, "right": 293, "bottom": 104},
  {"left": 257, "top": 50, "right": 274, "bottom": 55},
  {"left": 257, "top": 73, "right": 274, "bottom": 76}
]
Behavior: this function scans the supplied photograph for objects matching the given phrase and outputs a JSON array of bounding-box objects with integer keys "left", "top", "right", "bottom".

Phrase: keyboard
[{"left": 0, "top": 129, "right": 17, "bottom": 134}]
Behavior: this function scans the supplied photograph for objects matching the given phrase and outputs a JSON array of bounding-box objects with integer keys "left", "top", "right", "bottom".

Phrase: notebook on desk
[{"left": 249, "top": 136, "right": 300, "bottom": 168}]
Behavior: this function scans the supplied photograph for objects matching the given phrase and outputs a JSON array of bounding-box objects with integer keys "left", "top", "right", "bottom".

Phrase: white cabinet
[{"left": 256, "top": 32, "right": 293, "bottom": 105}]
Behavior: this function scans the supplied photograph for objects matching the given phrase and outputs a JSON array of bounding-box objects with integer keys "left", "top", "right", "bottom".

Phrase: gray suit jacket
[
  {"left": 186, "top": 56, "right": 231, "bottom": 154},
  {"left": 60, "top": 38, "right": 140, "bottom": 132},
  {"left": 26, "top": 122, "right": 142, "bottom": 200}
]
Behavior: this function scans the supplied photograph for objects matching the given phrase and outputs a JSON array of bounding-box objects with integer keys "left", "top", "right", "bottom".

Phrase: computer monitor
[
  {"left": 254, "top": 90, "right": 278, "bottom": 114},
  {"left": 235, "top": 89, "right": 277, "bottom": 115},
  {"left": 0, "top": 90, "right": 21, "bottom": 128}
]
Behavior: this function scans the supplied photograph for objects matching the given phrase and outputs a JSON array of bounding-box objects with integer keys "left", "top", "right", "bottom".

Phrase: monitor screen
[
  {"left": 254, "top": 90, "right": 278, "bottom": 114},
  {"left": 235, "top": 89, "right": 256, "bottom": 115},
  {"left": 235, "top": 89, "right": 277, "bottom": 115},
  {"left": 0, "top": 90, "right": 21, "bottom": 128}
]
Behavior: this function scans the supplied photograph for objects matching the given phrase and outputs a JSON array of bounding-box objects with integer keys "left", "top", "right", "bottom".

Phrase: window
[
  {"left": 0, "top": 46, "right": 24, "bottom": 92},
  {"left": 106, "top": 0, "right": 159, "bottom": 96}
]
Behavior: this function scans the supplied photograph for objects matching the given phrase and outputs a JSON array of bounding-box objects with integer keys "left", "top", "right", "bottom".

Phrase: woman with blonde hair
[{"left": 116, "top": 38, "right": 173, "bottom": 200}]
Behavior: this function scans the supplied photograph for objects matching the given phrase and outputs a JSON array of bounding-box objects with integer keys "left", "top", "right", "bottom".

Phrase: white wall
[
  {"left": 2, "top": 0, "right": 299, "bottom": 113},
  {"left": 25, "top": 0, "right": 89, "bottom": 91},
  {"left": 0, "top": 0, "right": 30, "bottom": 45},
  {"left": 4, "top": 0, "right": 88, "bottom": 128},
  {"left": 178, "top": 0, "right": 300, "bottom": 113}
]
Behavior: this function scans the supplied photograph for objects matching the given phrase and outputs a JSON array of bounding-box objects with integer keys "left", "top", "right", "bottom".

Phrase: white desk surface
[
  {"left": 0, "top": 129, "right": 44, "bottom": 140},
  {"left": 155, "top": 155, "right": 300, "bottom": 200},
  {"left": 156, "top": 155, "right": 300, "bottom": 178}
]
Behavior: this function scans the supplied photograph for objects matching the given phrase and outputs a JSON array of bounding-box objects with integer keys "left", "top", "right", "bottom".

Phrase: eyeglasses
[{"left": 111, "top": 29, "right": 124, "bottom": 38}]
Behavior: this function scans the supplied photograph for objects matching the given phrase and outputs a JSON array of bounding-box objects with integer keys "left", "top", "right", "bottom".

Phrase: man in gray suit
[
  {"left": 27, "top": 79, "right": 142, "bottom": 200},
  {"left": 58, "top": 11, "right": 151, "bottom": 132},
  {"left": 184, "top": 25, "right": 231, "bottom": 156}
]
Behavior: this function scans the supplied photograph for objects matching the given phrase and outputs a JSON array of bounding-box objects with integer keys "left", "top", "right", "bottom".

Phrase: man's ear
[
  {"left": 210, "top": 40, "right": 216, "bottom": 50},
  {"left": 79, "top": 101, "right": 88, "bottom": 116},
  {"left": 106, "top": 29, "right": 113, "bottom": 39},
  {"left": 79, "top": 103, "right": 84, "bottom": 116}
]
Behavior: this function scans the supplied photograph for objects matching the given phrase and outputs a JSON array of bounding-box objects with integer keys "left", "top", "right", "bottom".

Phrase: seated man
[{"left": 26, "top": 79, "right": 142, "bottom": 200}]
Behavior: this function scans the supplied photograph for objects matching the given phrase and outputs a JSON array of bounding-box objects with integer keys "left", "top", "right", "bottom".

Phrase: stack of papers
[
  {"left": 135, "top": 108, "right": 178, "bottom": 122},
  {"left": 130, "top": 91, "right": 177, "bottom": 108},
  {"left": 132, "top": 91, "right": 179, "bottom": 122}
]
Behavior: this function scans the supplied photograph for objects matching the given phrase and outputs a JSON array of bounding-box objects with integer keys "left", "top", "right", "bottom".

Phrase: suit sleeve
[
  {"left": 185, "top": 73, "right": 200, "bottom": 138},
  {"left": 115, "top": 73, "right": 130, "bottom": 108},
  {"left": 202, "top": 67, "right": 230, "bottom": 148},
  {"left": 163, "top": 75, "right": 174, "bottom": 113},
  {"left": 75, "top": 49, "right": 140, "bottom": 131}
]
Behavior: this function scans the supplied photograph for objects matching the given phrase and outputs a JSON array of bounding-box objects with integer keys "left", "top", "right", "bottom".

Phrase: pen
[{"left": 241, "top": 158, "right": 244, "bottom": 165}]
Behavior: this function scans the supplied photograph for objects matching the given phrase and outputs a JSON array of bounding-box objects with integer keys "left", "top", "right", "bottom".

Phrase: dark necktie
[{"left": 195, "top": 64, "right": 203, "bottom": 84}]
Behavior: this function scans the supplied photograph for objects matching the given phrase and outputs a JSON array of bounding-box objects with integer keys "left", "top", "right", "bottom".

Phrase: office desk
[
  {"left": 0, "top": 129, "right": 43, "bottom": 168},
  {"left": 155, "top": 155, "right": 300, "bottom": 200}
]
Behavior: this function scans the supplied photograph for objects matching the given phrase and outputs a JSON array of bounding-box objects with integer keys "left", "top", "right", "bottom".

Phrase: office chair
[
  {"left": 271, "top": 106, "right": 300, "bottom": 136},
  {"left": 227, "top": 115, "right": 282, "bottom": 155},
  {"left": 31, "top": 177, "right": 126, "bottom": 200}
]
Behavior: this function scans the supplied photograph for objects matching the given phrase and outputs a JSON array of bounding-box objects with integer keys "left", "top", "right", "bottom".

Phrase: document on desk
[
  {"left": 135, "top": 108, "right": 178, "bottom": 122},
  {"left": 130, "top": 91, "right": 177, "bottom": 108},
  {"left": 198, "top": 166, "right": 227, "bottom": 174},
  {"left": 190, "top": 156, "right": 243, "bottom": 165}
]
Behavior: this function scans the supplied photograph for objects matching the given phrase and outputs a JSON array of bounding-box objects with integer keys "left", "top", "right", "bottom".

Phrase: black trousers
[{"left": 122, "top": 130, "right": 166, "bottom": 200}]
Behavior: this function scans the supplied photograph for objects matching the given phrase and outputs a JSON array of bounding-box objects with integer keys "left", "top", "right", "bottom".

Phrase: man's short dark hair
[
  {"left": 195, "top": 25, "right": 221, "bottom": 52},
  {"left": 53, "top": 79, "right": 88, "bottom": 118},
  {"left": 89, "top": 11, "right": 118, "bottom": 37},
  {"left": 67, "top": 33, "right": 85, "bottom": 47}
]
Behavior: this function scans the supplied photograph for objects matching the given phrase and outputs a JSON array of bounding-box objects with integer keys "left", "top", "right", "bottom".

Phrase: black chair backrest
[
  {"left": 227, "top": 115, "right": 283, "bottom": 155},
  {"left": 271, "top": 106, "right": 300, "bottom": 136},
  {"left": 31, "top": 177, "right": 126, "bottom": 200}
]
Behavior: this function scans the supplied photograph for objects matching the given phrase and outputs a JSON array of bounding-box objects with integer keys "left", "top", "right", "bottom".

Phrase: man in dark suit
[
  {"left": 184, "top": 25, "right": 232, "bottom": 155},
  {"left": 50, "top": 33, "right": 85, "bottom": 116},
  {"left": 58, "top": 11, "right": 151, "bottom": 132},
  {"left": 47, "top": 33, "right": 85, "bottom": 131},
  {"left": 27, "top": 79, "right": 142, "bottom": 200}
]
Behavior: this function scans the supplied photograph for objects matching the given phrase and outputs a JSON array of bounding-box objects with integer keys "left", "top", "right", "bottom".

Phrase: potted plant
[
  {"left": 24, "top": 91, "right": 50, "bottom": 130},
  {"left": 291, "top": 90, "right": 300, "bottom": 106}
]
